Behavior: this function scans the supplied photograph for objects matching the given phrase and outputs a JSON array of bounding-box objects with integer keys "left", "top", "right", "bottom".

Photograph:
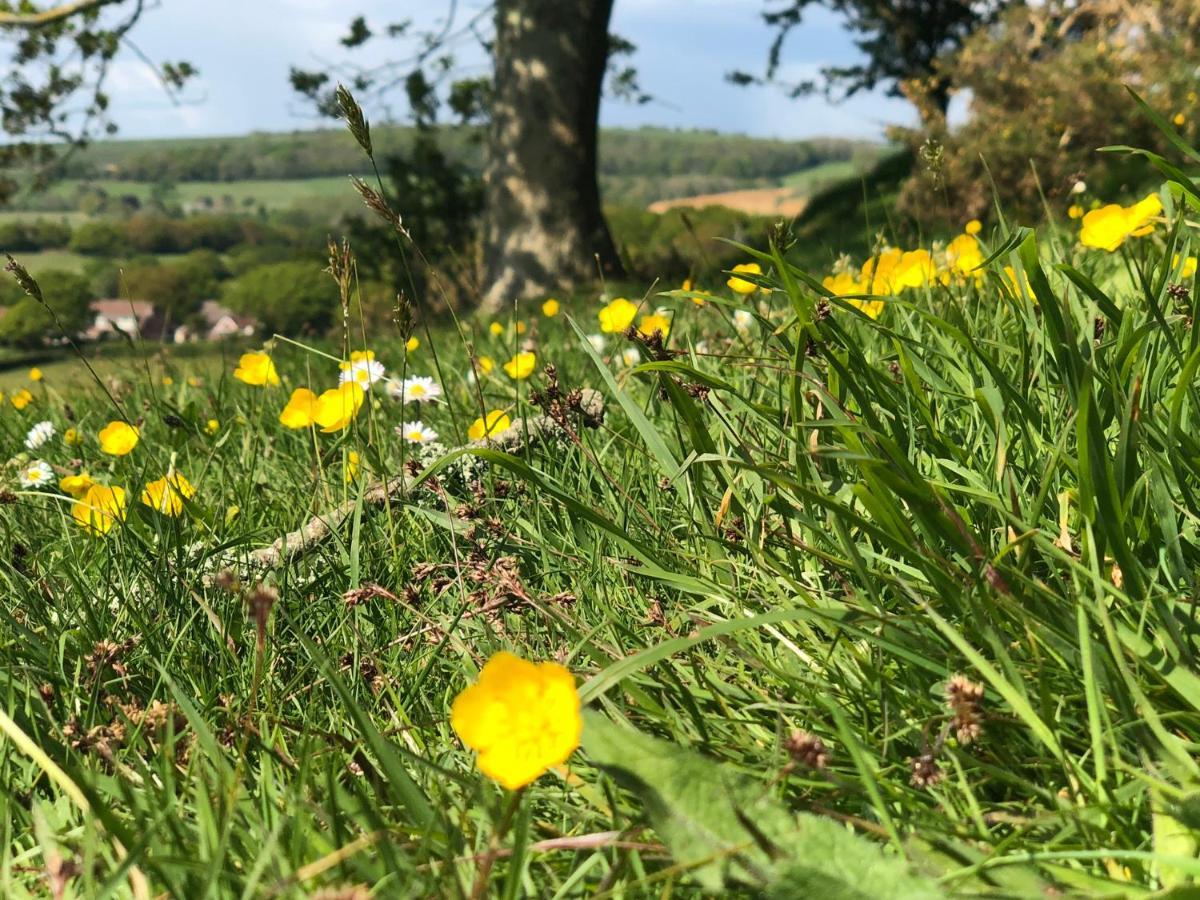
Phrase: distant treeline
[
  {"left": 1, "top": 214, "right": 277, "bottom": 256},
  {"left": 54, "top": 126, "right": 882, "bottom": 188}
]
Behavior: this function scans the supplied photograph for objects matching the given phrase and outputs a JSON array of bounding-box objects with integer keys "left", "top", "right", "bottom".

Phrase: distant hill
[{"left": 41, "top": 126, "right": 886, "bottom": 209}]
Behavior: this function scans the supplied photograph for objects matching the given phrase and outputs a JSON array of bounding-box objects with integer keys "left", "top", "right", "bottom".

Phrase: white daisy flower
[
  {"left": 586, "top": 334, "right": 607, "bottom": 353},
  {"left": 733, "top": 309, "right": 754, "bottom": 333},
  {"left": 397, "top": 420, "right": 438, "bottom": 443},
  {"left": 17, "top": 460, "right": 53, "bottom": 488},
  {"left": 390, "top": 375, "right": 442, "bottom": 404},
  {"left": 24, "top": 420, "right": 55, "bottom": 450},
  {"left": 339, "top": 357, "right": 387, "bottom": 389},
  {"left": 620, "top": 347, "right": 641, "bottom": 367}
]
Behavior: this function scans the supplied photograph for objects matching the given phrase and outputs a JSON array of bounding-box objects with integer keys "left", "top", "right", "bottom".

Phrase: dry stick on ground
[{"left": 211, "top": 388, "right": 606, "bottom": 579}]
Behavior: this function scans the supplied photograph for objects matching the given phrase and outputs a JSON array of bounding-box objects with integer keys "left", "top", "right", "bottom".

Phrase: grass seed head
[{"left": 785, "top": 730, "right": 831, "bottom": 770}]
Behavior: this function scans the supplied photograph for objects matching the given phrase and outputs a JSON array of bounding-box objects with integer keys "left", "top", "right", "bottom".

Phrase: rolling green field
[
  {"left": 0, "top": 210, "right": 89, "bottom": 226},
  {"left": 783, "top": 158, "right": 868, "bottom": 195},
  {"left": 3, "top": 249, "right": 94, "bottom": 274},
  {"left": 26, "top": 176, "right": 367, "bottom": 215},
  {"left": 8, "top": 249, "right": 190, "bottom": 275}
]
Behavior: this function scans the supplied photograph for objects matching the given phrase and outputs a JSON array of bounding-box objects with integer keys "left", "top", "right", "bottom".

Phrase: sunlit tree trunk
[{"left": 481, "top": 0, "right": 624, "bottom": 312}]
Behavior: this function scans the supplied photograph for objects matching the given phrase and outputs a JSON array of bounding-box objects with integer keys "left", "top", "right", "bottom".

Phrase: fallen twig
[{"left": 206, "top": 388, "right": 606, "bottom": 580}]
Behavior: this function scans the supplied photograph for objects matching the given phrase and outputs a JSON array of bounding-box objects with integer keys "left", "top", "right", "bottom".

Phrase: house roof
[
  {"left": 90, "top": 299, "right": 155, "bottom": 320},
  {"left": 199, "top": 299, "right": 256, "bottom": 329}
]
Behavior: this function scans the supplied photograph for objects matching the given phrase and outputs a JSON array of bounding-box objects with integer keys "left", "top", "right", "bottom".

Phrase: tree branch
[{"left": 0, "top": 0, "right": 127, "bottom": 28}]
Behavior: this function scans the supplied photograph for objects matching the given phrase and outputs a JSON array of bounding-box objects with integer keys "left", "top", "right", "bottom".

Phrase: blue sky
[{"left": 102, "top": 0, "right": 917, "bottom": 141}]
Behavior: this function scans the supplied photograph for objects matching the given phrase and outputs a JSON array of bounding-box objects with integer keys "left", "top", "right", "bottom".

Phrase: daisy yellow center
[{"left": 410, "top": 384, "right": 426, "bottom": 397}]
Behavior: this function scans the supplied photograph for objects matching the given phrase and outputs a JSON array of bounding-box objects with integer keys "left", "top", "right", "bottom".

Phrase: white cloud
[{"left": 96, "top": 0, "right": 909, "bottom": 142}]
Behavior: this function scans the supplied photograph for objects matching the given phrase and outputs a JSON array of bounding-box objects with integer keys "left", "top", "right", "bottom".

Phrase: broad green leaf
[{"left": 582, "top": 712, "right": 940, "bottom": 897}]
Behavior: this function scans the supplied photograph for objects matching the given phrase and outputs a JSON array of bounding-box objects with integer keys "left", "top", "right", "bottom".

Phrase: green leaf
[
  {"left": 1170, "top": 794, "right": 1200, "bottom": 832},
  {"left": 581, "top": 712, "right": 940, "bottom": 897},
  {"left": 1155, "top": 790, "right": 1200, "bottom": 890}
]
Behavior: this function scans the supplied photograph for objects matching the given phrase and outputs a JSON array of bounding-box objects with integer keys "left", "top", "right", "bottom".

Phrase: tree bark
[{"left": 481, "top": 0, "right": 625, "bottom": 313}]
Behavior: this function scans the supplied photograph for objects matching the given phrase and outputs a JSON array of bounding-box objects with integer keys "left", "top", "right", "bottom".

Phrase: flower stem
[{"left": 470, "top": 789, "right": 523, "bottom": 900}]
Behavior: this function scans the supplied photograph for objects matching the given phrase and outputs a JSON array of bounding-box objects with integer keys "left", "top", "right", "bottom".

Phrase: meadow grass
[
  {"left": 2, "top": 135, "right": 1200, "bottom": 897},
  {"left": 0, "top": 342, "right": 243, "bottom": 392}
]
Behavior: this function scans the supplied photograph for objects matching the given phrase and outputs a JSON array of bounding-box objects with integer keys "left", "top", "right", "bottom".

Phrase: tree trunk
[{"left": 480, "top": 0, "right": 624, "bottom": 313}]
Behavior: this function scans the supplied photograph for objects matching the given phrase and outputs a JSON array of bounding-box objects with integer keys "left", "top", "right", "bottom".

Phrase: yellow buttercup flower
[
  {"left": 946, "top": 233, "right": 984, "bottom": 278},
  {"left": 860, "top": 248, "right": 903, "bottom": 294},
  {"left": 727, "top": 262, "right": 763, "bottom": 295},
  {"left": 233, "top": 351, "right": 280, "bottom": 387},
  {"left": 161, "top": 376, "right": 174, "bottom": 386},
  {"left": 205, "top": 418, "right": 220, "bottom": 435},
  {"left": 141, "top": 472, "right": 196, "bottom": 517},
  {"left": 28, "top": 367, "right": 43, "bottom": 382},
  {"left": 406, "top": 336, "right": 420, "bottom": 352},
  {"left": 60, "top": 472, "right": 96, "bottom": 499},
  {"left": 279, "top": 387, "right": 320, "bottom": 429},
  {"left": 503, "top": 351, "right": 537, "bottom": 380},
  {"left": 848, "top": 299, "right": 886, "bottom": 319},
  {"left": 468, "top": 410, "right": 511, "bottom": 441},
  {"left": 489, "top": 322, "right": 504, "bottom": 337},
  {"left": 542, "top": 298, "right": 560, "bottom": 317},
  {"left": 825, "top": 264, "right": 881, "bottom": 316},
  {"left": 823, "top": 271, "right": 864, "bottom": 296},
  {"left": 1003, "top": 265, "right": 1033, "bottom": 298},
  {"left": 893, "top": 249, "right": 936, "bottom": 291},
  {"left": 72, "top": 484, "right": 127, "bottom": 536},
  {"left": 313, "top": 383, "right": 365, "bottom": 433},
  {"left": 1174, "top": 112, "right": 1186, "bottom": 127},
  {"left": 344, "top": 450, "right": 361, "bottom": 483},
  {"left": 11, "top": 389, "right": 32, "bottom": 410},
  {"left": 681, "top": 277, "right": 706, "bottom": 305},
  {"left": 515, "top": 321, "right": 527, "bottom": 335},
  {"left": 98, "top": 421, "right": 139, "bottom": 456},
  {"left": 1080, "top": 194, "right": 1162, "bottom": 252},
  {"left": 63, "top": 427, "right": 83, "bottom": 446},
  {"left": 637, "top": 312, "right": 671, "bottom": 338},
  {"left": 965, "top": 219, "right": 982, "bottom": 236},
  {"left": 598, "top": 297, "right": 638, "bottom": 333},
  {"left": 1068, "top": 204, "right": 1084, "bottom": 220},
  {"left": 1173, "top": 254, "right": 1198, "bottom": 279},
  {"left": 476, "top": 355, "right": 495, "bottom": 375},
  {"left": 450, "top": 651, "right": 582, "bottom": 790}
]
